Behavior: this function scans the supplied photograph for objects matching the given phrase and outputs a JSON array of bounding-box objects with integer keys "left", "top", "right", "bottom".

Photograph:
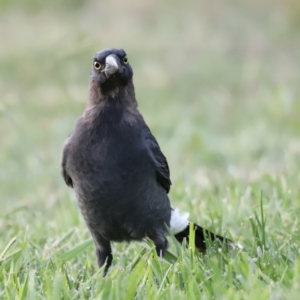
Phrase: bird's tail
[{"left": 170, "top": 208, "right": 241, "bottom": 251}]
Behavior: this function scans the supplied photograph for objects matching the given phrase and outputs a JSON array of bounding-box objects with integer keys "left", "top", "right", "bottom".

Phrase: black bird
[{"left": 61, "top": 48, "right": 240, "bottom": 275}]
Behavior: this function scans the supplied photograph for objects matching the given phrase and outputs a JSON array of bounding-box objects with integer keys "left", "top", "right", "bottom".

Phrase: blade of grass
[{"left": 57, "top": 238, "right": 93, "bottom": 262}]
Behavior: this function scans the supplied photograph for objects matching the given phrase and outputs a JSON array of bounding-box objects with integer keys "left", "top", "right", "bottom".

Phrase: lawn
[{"left": 1, "top": 1, "right": 300, "bottom": 299}]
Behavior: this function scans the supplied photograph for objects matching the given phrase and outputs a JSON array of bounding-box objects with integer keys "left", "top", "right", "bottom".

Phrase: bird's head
[{"left": 90, "top": 48, "right": 133, "bottom": 98}]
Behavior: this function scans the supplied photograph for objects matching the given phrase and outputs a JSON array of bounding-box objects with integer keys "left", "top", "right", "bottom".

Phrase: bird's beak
[{"left": 103, "top": 54, "right": 122, "bottom": 77}]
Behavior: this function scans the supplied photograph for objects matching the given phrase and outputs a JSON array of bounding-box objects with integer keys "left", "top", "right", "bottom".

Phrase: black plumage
[{"left": 61, "top": 48, "right": 236, "bottom": 275}]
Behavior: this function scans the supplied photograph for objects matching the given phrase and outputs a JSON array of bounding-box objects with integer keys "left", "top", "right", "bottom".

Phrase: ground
[{"left": 1, "top": 1, "right": 300, "bottom": 299}]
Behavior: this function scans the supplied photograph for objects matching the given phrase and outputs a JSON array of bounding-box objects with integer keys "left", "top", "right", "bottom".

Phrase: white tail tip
[{"left": 170, "top": 208, "right": 189, "bottom": 235}]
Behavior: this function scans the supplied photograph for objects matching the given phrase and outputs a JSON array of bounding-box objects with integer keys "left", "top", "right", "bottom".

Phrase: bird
[{"left": 61, "top": 48, "right": 239, "bottom": 275}]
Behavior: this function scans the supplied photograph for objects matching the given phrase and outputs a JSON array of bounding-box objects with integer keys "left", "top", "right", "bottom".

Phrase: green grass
[{"left": 1, "top": 1, "right": 300, "bottom": 299}]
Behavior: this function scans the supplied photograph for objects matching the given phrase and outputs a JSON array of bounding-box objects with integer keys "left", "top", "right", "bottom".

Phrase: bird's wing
[
  {"left": 143, "top": 124, "right": 172, "bottom": 193},
  {"left": 61, "top": 135, "right": 73, "bottom": 188}
]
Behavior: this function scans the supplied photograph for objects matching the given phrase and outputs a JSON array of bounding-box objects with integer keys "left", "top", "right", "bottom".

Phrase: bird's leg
[
  {"left": 149, "top": 234, "right": 168, "bottom": 258},
  {"left": 96, "top": 244, "right": 113, "bottom": 277},
  {"left": 97, "top": 248, "right": 113, "bottom": 276},
  {"left": 91, "top": 232, "right": 113, "bottom": 276}
]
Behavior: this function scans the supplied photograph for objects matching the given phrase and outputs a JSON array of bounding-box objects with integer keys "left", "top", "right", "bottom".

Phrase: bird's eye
[
  {"left": 94, "top": 61, "right": 101, "bottom": 70},
  {"left": 123, "top": 56, "right": 129, "bottom": 64}
]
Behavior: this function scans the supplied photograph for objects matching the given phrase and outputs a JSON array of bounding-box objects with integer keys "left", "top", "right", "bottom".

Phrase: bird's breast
[{"left": 68, "top": 121, "right": 154, "bottom": 200}]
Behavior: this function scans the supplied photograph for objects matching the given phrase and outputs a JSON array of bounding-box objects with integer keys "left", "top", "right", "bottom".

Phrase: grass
[{"left": 1, "top": 0, "right": 300, "bottom": 299}]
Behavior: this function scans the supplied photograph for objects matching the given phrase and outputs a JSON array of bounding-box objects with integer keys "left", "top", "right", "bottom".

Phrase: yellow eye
[
  {"left": 123, "top": 56, "right": 128, "bottom": 64},
  {"left": 94, "top": 61, "right": 101, "bottom": 70}
]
